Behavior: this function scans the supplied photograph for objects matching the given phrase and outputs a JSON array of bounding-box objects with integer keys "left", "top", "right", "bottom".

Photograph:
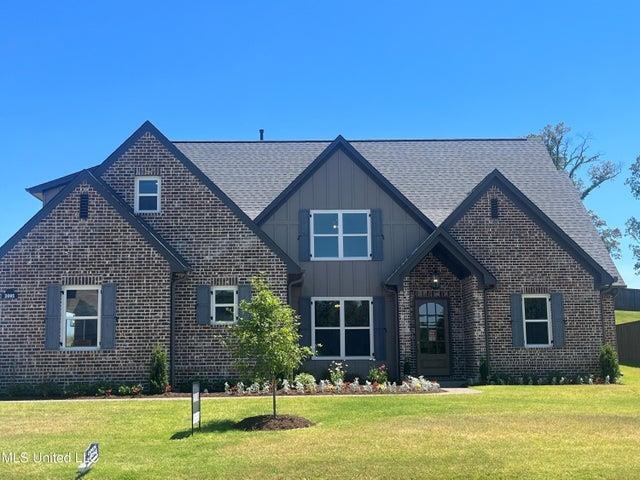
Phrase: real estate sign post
[{"left": 192, "top": 382, "right": 201, "bottom": 435}]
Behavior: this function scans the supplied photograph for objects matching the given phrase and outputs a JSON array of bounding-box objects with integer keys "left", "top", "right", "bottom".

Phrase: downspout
[
  {"left": 383, "top": 283, "right": 401, "bottom": 381},
  {"left": 287, "top": 273, "right": 304, "bottom": 307},
  {"left": 598, "top": 278, "right": 617, "bottom": 346},
  {"left": 170, "top": 272, "right": 188, "bottom": 389},
  {"left": 482, "top": 284, "right": 493, "bottom": 378}
]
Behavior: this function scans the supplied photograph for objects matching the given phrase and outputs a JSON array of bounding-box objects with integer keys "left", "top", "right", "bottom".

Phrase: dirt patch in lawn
[{"left": 234, "top": 415, "right": 313, "bottom": 431}]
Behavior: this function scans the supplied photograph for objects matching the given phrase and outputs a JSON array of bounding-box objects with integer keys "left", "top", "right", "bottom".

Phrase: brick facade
[
  {"left": 0, "top": 127, "right": 619, "bottom": 389},
  {"left": 0, "top": 182, "right": 172, "bottom": 388},
  {"left": 100, "top": 132, "right": 288, "bottom": 386},
  {"left": 449, "top": 185, "right": 613, "bottom": 376}
]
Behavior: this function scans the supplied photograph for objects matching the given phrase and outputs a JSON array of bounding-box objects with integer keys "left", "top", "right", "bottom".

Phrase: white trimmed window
[
  {"left": 310, "top": 210, "right": 371, "bottom": 260},
  {"left": 311, "top": 297, "right": 373, "bottom": 359},
  {"left": 135, "top": 176, "right": 161, "bottom": 213},
  {"left": 212, "top": 286, "right": 238, "bottom": 324},
  {"left": 522, "top": 294, "right": 552, "bottom": 347},
  {"left": 61, "top": 286, "right": 101, "bottom": 349}
]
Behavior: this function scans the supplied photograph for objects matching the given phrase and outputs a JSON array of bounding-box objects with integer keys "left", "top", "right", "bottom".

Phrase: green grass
[
  {"left": 616, "top": 310, "right": 640, "bottom": 325},
  {"left": 1, "top": 366, "right": 640, "bottom": 479}
]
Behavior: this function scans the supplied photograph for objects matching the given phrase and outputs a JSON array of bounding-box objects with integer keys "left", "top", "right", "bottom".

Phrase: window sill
[
  {"left": 310, "top": 258, "right": 371, "bottom": 262},
  {"left": 311, "top": 356, "right": 374, "bottom": 361},
  {"left": 60, "top": 347, "right": 100, "bottom": 352},
  {"left": 211, "top": 322, "right": 237, "bottom": 326},
  {"left": 523, "top": 344, "right": 553, "bottom": 349}
]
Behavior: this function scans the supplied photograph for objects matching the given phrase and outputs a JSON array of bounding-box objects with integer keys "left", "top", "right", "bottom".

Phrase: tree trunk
[{"left": 271, "top": 377, "right": 277, "bottom": 418}]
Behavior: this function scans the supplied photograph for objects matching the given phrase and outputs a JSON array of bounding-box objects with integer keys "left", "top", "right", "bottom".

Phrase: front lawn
[
  {"left": 616, "top": 310, "right": 640, "bottom": 324},
  {"left": 1, "top": 365, "right": 639, "bottom": 479}
]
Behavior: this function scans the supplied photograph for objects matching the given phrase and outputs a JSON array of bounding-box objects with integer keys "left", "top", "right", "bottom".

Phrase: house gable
[
  {"left": 255, "top": 136, "right": 437, "bottom": 231},
  {"left": 443, "top": 169, "right": 616, "bottom": 288},
  {"left": 385, "top": 228, "right": 497, "bottom": 288},
  {"left": 0, "top": 170, "right": 189, "bottom": 271},
  {"left": 260, "top": 141, "right": 433, "bottom": 297}
]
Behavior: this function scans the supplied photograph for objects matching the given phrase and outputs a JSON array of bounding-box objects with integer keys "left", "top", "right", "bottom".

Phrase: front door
[{"left": 416, "top": 298, "right": 450, "bottom": 376}]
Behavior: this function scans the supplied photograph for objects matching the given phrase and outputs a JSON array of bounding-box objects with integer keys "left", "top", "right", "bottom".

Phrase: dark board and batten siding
[
  {"left": 616, "top": 321, "right": 640, "bottom": 364},
  {"left": 615, "top": 288, "right": 640, "bottom": 311},
  {"left": 261, "top": 149, "right": 430, "bottom": 298}
]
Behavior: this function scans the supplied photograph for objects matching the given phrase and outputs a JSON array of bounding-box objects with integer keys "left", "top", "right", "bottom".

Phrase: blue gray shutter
[
  {"left": 100, "top": 283, "right": 117, "bottom": 349},
  {"left": 44, "top": 284, "right": 62, "bottom": 350},
  {"left": 238, "top": 284, "right": 252, "bottom": 318},
  {"left": 196, "top": 285, "right": 211, "bottom": 325},
  {"left": 373, "top": 296, "right": 386, "bottom": 360},
  {"left": 370, "top": 209, "right": 383, "bottom": 261},
  {"left": 551, "top": 292, "right": 565, "bottom": 348},
  {"left": 299, "top": 297, "right": 311, "bottom": 347},
  {"left": 298, "top": 209, "right": 311, "bottom": 261},
  {"left": 510, "top": 293, "right": 524, "bottom": 347}
]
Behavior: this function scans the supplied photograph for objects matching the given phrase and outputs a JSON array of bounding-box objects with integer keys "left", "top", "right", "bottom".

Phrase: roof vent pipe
[{"left": 259, "top": 129, "right": 264, "bottom": 141}]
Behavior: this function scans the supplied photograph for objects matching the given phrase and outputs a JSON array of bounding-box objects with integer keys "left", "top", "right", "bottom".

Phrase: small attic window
[
  {"left": 490, "top": 198, "right": 499, "bottom": 219},
  {"left": 135, "top": 176, "right": 161, "bottom": 213},
  {"left": 79, "top": 194, "right": 89, "bottom": 220}
]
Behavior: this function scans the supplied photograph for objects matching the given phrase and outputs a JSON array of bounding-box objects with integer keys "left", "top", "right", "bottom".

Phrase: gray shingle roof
[{"left": 174, "top": 137, "right": 622, "bottom": 284}]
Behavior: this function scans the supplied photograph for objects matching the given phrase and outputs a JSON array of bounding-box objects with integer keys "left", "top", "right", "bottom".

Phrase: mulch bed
[{"left": 234, "top": 414, "right": 314, "bottom": 431}]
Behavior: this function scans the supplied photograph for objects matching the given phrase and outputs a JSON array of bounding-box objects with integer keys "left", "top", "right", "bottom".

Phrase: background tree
[
  {"left": 227, "top": 277, "right": 311, "bottom": 418},
  {"left": 535, "top": 123, "right": 622, "bottom": 257},
  {"left": 625, "top": 155, "right": 640, "bottom": 274}
]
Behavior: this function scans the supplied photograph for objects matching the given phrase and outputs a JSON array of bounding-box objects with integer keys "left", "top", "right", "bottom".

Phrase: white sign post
[{"left": 192, "top": 382, "right": 201, "bottom": 435}]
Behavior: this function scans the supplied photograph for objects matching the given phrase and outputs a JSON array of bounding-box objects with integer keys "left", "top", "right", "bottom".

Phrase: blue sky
[{"left": 1, "top": 1, "right": 638, "bottom": 286}]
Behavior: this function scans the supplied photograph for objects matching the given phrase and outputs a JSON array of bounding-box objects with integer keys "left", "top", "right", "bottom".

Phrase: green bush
[
  {"left": 117, "top": 385, "right": 132, "bottom": 396},
  {"left": 294, "top": 373, "right": 316, "bottom": 390},
  {"left": 368, "top": 364, "right": 388, "bottom": 384},
  {"left": 599, "top": 344, "right": 621, "bottom": 382},
  {"left": 149, "top": 345, "right": 169, "bottom": 394}
]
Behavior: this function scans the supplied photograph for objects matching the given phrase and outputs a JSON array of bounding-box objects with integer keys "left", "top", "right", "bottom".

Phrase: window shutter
[
  {"left": 370, "top": 209, "right": 383, "bottom": 261},
  {"left": 551, "top": 292, "right": 565, "bottom": 348},
  {"left": 44, "top": 284, "right": 62, "bottom": 350},
  {"left": 373, "top": 296, "right": 386, "bottom": 361},
  {"left": 299, "top": 296, "right": 311, "bottom": 347},
  {"left": 196, "top": 285, "right": 211, "bottom": 325},
  {"left": 298, "top": 209, "right": 311, "bottom": 261},
  {"left": 101, "top": 283, "right": 117, "bottom": 349},
  {"left": 238, "top": 284, "right": 252, "bottom": 318},
  {"left": 510, "top": 293, "right": 524, "bottom": 347}
]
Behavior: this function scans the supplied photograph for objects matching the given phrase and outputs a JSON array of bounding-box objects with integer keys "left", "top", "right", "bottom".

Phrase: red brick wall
[{"left": 0, "top": 182, "right": 172, "bottom": 388}]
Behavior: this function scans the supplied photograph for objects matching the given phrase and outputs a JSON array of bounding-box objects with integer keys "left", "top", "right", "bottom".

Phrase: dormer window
[
  {"left": 135, "top": 177, "right": 161, "bottom": 213},
  {"left": 310, "top": 210, "right": 371, "bottom": 260}
]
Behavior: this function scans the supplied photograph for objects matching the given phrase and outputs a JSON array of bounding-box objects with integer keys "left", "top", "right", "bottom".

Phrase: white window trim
[
  {"left": 211, "top": 286, "right": 238, "bottom": 325},
  {"left": 311, "top": 296, "right": 374, "bottom": 360},
  {"left": 522, "top": 294, "right": 553, "bottom": 348},
  {"left": 134, "top": 176, "right": 161, "bottom": 213},
  {"left": 310, "top": 210, "right": 372, "bottom": 261},
  {"left": 60, "top": 285, "right": 101, "bottom": 351}
]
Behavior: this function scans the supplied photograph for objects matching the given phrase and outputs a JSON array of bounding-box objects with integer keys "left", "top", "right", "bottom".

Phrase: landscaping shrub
[
  {"left": 149, "top": 345, "right": 169, "bottom": 394},
  {"left": 328, "top": 361, "right": 347, "bottom": 386},
  {"left": 368, "top": 364, "right": 388, "bottom": 384},
  {"left": 294, "top": 373, "right": 316, "bottom": 391},
  {"left": 599, "top": 343, "right": 621, "bottom": 382}
]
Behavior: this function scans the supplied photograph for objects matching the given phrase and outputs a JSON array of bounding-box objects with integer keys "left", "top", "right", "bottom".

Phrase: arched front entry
[{"left": 415, "top": 298, "right": 450, "bottom": 376}]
